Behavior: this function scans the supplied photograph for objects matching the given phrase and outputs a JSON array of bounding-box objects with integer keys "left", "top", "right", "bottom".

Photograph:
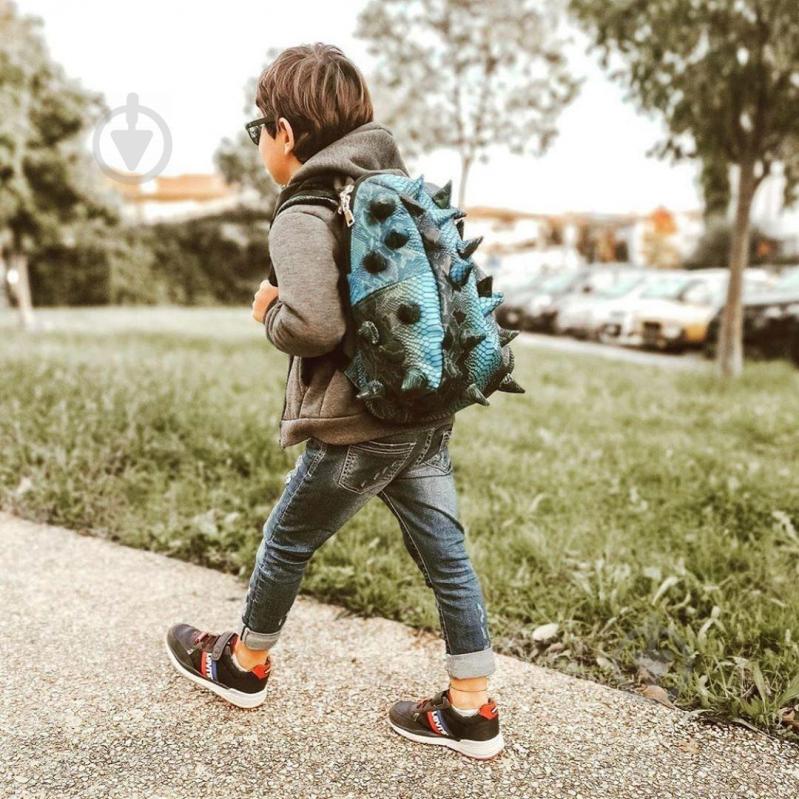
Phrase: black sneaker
[
  {"left": 388, "top": 688, "right": 504, "bottom": 760},
  {"left": 164, "top": 624, "right": 270, "bottom": 709}
]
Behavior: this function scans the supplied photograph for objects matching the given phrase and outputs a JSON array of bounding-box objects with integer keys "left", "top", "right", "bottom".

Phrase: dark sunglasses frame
[{"left": 245, "top": 116, "right": 278, "bottom": 146}]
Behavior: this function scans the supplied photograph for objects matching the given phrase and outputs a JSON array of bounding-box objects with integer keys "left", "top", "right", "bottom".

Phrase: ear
[{"left": 278, "top": 117, "right": 295, "bottom": 156}]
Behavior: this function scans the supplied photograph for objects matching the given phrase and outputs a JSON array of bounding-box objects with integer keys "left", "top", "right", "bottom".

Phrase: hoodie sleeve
[{"left": 262, "top": 205, "right": 347, "bottom": 358}]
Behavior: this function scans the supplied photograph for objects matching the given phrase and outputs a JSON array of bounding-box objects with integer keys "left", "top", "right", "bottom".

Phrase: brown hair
[{"left": 255, "top": 43, "right": 374, "bottom": 163}]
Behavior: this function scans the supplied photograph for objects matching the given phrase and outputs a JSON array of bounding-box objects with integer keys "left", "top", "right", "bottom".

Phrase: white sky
[{"left": 17, "top": 0, "right": 704, "bottom": 216}]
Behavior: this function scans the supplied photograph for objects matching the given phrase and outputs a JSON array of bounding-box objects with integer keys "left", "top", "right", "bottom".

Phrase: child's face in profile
[{"left": 259, "top": 117, "right": 301, "bottom": 187}]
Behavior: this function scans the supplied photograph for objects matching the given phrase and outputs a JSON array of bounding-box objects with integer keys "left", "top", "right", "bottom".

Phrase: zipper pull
[{"left": 338, "top": 184, "right": 355, "bottom": 228}]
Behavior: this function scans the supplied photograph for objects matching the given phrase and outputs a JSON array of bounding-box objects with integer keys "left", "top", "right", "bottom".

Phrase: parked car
[
  {"left": 596, "top": 269, "right": 687, "bottom": 345},
  {"left": 704, "top": 267, "right": 799, "bottom": 364},
  {"left": 517, "top": 269, "right": 592, "bottom": 332},
  {"left": 554, "top": 268, "right": 647, "bottom": 338},
  {"left": 631, "top": 269, "right": 773, "bottom": 352},
  {"left": 495, "top": 269, "right": 549, "bottom": 329},
  {"left": 596, "top": 269, "right": 691, "bottom": 347},
  {"left": 526, "top": 265, "right": 651, "bottom": 334}
]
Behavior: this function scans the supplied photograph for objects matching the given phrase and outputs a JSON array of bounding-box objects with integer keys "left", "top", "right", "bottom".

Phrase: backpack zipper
[
  {"left": 336, "top": 173, "right": 386, "bottom": 273},
  {"left": 337, "top": 183, "right": 355, "bottom": 227},
  {"left": 337, "top": 172, "right": 383, "bottom": 228}
]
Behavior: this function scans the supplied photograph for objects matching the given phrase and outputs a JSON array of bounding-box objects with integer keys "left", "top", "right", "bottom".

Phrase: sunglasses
[{"left": 245, "top": 116, "right": 278, "bottom": 146}]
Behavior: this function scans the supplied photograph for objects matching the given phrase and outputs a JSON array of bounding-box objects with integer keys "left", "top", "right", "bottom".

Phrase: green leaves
[
  {"left": 570, "top": 0, "right": 799, "bottom": 191},
  {"left": 356, "top": 0, "right": 579, "bottom": 203},
  {"left": 0, "top": 4, "right": 110, "bottom": 248}
]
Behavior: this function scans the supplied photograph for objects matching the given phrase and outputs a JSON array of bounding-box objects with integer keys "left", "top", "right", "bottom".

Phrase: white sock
[
  {"left": 449, "top": 705, "right": 479, "bottom": 717},
  {"left": 229, "top": 647, "right": 252, "bottom": 673}
]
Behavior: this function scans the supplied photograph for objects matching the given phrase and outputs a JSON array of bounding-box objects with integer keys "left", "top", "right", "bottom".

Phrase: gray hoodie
[{"left": 262, "top": 121, "right": 454, "bottom": 449}]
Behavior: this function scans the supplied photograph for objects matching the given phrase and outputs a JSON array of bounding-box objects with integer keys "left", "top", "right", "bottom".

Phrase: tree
[
  {"left": 356, "top": 0, "right": 579, "bottom": 208},
  {"left": 570, "top": 0, "right": 799, "bottom": 378},
  {"left": 686, "top": 219, "right": 771, "bottom": 269},
  {"left": 699, "top": 153, "right": 731, "bottom": 223},
  {"left": 0, "top": 1, "right": 113, "bottom": 328}
]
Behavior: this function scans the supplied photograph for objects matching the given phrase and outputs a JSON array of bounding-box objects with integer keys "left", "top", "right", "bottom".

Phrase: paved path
[
  {"left": 1, "top": 514, "right": 796, "bottom": 799},
  {"left": 516, "top": 331, "right": 708, "bottom": 370}
]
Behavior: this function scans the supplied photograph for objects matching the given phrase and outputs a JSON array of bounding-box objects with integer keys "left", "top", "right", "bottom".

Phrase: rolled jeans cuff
[
  {"left": 237, "top": 621, "right": 280, "bottom": 651},
  {"left": 446, "top": 646, "right": 496, "bottom": 679}
]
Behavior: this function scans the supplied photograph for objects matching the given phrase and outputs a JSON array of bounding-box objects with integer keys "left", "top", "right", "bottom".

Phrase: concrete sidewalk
[{"left": 1, "top": 513, "right": 796, "bottom": 799}]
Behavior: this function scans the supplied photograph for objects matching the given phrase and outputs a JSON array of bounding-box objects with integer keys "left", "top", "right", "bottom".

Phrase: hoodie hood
[{"left": 285, "top": 121, "right": 409, "bottom": 187}]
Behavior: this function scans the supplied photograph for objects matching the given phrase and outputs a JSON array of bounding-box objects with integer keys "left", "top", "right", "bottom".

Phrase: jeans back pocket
[
  {"left": 425, "top": 426, "right": 453, "bottom": 474},
  {"left": 337, "top": 440, "right": 416, "bottom": 494}
]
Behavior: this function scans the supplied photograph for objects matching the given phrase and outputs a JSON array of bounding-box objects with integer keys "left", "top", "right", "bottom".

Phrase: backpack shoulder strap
[
  {"left": 265, "top": 174, "right": 357, "bottom": 367},
  {"left": 275, "top": 188, "right": 340, "bottom": 215},
  {"left": 265, "top": 176, "right": 344, "bottom": 285},
  {"left": 272, "top": 173, "right": 345, "bottom": 219}
]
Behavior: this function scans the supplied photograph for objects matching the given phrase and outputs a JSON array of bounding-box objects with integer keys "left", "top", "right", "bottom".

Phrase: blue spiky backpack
[{"left": 270, "top": 171, "right": 525, "bottom": 424}]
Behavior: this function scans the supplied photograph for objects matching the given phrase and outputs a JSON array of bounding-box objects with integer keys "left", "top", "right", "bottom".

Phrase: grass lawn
[{"left": 2, "top": 306, "right": 798, "bottom": 741}]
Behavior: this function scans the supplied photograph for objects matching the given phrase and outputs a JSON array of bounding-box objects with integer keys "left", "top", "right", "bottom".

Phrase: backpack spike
[
  {"left": 421, "top": 225, "right": 441, "bottom": 248},
  {"left": 363, "top": 251, "right": 388, "bottom": 273},
  {"left": 476, "top": 274, "right": 493, "bottom": 297},
  {"left": 385, "top": 229, "right": 409, "bottom": 250},
  {"left": 479, "top": 293, "right": 503, "bottom": 315},
  {"left": 409, "top": 175, "right": 426, "bottom": 198},
  {"left": 399, "top": 194, "right": 426, "bottom": 217},
  {"left": 356, "top": 380, "right": 386, "bottom": 401},
  {"left": 431, "top": 206, "right": 460, "bottom": 226},
  {"left": 357, "top": 321, "right": 380, "bottom": 344},
  {"left": 457, "top": 236, "right": 483, "bottom": 258},
  {"left": 369, "top": 195, "right": 396, "bottom": 222},
  {"left": 498, "top": 375, "right": 525, "bottom": 394},
  {"left": 455, "top": 219, "right": 465, "bottom": 238},
  {"left": 401, "top": 367, "right": 428, "bottom": 394},
  {"left": 451, "top": 260, "right": 473, "bottom": 286},
  {"left": 431, "top": 180, "right": 452, "bottom": 209},
  {"left": 460, "top": 328, "right": 486, "bottom": 350},
  {"left": 498, "top": 327, "right": 519, "bottom": 346},
  {"left": 446, "top": 273, "right": 463, "bottom": 290},
  {"left": 464, "top": 382, "right": 490, "bottom": 406}
]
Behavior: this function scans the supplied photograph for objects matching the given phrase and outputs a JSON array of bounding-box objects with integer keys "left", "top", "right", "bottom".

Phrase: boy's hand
[{"left": 252, "top": 280, "right": 279, "bottom": 323}]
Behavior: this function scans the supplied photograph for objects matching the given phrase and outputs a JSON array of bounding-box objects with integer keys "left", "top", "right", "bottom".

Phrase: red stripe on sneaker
[
  {"left": 251, "top": 662, "right": 270, "bottom": 679},
  {"left": 200, "top": 651, "right": 208, "bottom": 678}
]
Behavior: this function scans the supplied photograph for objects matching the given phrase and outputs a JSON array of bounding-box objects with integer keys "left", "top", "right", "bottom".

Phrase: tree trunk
[
  {"left": 10, "top": 252, "right": 36, "bottom": 330},
  {"left": 458, "top": 154, "right": 473, "bottom": 209},
  {"left": 0, "top": 251, "right": 8, "bottom": 310},
  {"left": 716, "top": 160, "right": 756, "bottom": 379}
]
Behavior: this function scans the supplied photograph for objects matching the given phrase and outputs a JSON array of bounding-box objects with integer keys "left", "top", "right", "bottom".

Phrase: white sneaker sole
[
  {"left": 163, "top": 635, "right": 267, "bottom": 709},
  {"left": 389, "top": 721, "right": 505, "bottom": 760}
]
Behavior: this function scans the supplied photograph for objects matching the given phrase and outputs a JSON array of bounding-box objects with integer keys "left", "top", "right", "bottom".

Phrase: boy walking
[{"left": 165, "top": 43, "right": 504, "bottom": 760}]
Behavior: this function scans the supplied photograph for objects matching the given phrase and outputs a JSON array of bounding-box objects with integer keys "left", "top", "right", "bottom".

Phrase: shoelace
[
  {"left": 192, "top": 630, "right": 214, "bottom": 648},
  {"left": 415, "top": 691, "right": 446, "bottom": 711}
]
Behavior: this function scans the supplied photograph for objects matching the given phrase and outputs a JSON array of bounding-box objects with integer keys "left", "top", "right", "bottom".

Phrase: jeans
[{"left": 237, "top": 421, "right": 496, "bottom": 679}]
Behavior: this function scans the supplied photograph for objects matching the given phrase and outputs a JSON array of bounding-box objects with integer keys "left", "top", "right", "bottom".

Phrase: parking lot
[{"left": 495, "top": 263, "right": 799, "bottom": 367}]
